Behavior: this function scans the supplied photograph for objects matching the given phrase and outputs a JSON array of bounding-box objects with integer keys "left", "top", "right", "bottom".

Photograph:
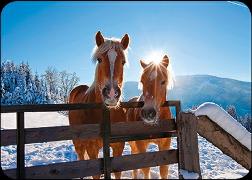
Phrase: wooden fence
[
  {"left": 0, "top": 101, "right": 202, "bottom": 179},
  {"left": 1, "top": 101, "right": 250, "bottom": 179}
]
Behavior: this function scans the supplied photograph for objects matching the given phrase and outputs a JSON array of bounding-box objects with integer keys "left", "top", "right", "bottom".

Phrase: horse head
[
  {"left": 92, "top": 31, "right": 130, "bottom": 107},
  {"left": 139, "top": 55, "right": 172, "bottom": 125}
]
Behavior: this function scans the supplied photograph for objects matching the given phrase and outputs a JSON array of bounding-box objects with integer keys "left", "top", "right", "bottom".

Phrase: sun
[{"left": 144, "top": 50, "right": 165, "bottom": 65}]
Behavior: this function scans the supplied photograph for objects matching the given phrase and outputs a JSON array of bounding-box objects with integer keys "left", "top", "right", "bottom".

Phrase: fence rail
[
  {"left": 4, "top": 149, "right": 178, "bottom": 179},
  {"left": 1, "top": 101, "right": 180, "bottom": 113},
  {"left": 1, "top": 120, "right": 176, "bottom": 146},
  {"left": 196, "top": 115, "right": 251, "bottom": 170}
]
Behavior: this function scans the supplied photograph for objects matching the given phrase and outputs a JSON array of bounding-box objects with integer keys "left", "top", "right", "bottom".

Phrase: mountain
[{"left": 122, "top": 75, "right": 251, "bottom": 116}]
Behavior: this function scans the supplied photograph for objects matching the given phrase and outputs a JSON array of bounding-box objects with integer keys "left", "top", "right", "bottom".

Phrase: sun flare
[{"left": 144, "top": 50, "right": 165, "bottom": 65}]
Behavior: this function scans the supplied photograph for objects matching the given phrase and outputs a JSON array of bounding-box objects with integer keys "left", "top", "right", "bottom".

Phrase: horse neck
[{"left": 85, "top": 82, "right": 103, "bottom": 103}]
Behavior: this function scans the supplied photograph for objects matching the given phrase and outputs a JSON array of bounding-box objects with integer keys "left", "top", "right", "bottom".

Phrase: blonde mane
[
  {"left": 91, "top": 37, "right": 128, "bottom": 64},
  {"left": 138, "top": 61, "right": 175, "bottom": 91}
]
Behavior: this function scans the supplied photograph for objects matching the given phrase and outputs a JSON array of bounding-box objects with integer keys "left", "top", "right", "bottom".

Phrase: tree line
[
  {"left": 226, "top": 105, "right": 251, "bottom": 133},
  {"left": 1, "top": 61, "right": 79, "bottom": 105}
]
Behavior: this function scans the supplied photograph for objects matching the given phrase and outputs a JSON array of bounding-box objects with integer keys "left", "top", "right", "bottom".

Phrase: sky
[{"left": 1, "top": 1, "right": 251, "bottom": 85}]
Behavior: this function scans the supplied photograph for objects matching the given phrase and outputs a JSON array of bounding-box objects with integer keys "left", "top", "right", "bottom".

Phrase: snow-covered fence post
[{"left": 177, "top": 112, "right": 201, "bottom": 179}]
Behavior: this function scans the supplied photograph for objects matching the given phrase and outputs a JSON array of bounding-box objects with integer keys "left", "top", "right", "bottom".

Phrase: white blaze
[
  {"left": 107, "top": 48, "right": 117, "bottom": 82},
  {"left": 150, "top": 70, "right": 157, "bottom": 81}
]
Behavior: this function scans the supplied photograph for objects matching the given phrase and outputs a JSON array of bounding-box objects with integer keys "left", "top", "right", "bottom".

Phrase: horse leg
[
  {"left": 159, "top": 138, "right": 171, "bottom": 179},
  {"left": 73, "top": 140, "right": 85, "bottom": 160},
  {"left": 129, "top": 141, "right": 139, "bottom": 179},
  {"left": 135, "top": 141, "right": 150, "bottom": 179},
  {"left": 86, "top": 145, "right": 101, "bottom": 179},
  {"left": 111, "top": 142, "right": 125, "bottom": 179}
]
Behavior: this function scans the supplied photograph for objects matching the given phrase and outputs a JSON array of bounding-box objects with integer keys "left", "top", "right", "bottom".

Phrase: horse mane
[
  {"left": 138, "top": 61, "right": 175, "bottom": 91},
  {"left": 91, "top": 37, "right": 129, "bottom": 64}
]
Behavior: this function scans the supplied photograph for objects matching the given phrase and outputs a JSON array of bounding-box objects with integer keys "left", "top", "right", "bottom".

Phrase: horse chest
[{"left": 84, "top": 108, "right": 126, "bottom": 124}]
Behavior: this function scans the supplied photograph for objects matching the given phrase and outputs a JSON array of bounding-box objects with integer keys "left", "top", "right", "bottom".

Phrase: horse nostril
[
  {"left": 102, "top": 86, "right": 110, "bottom": 97},
  {"left": 141, "top": 109, "right": 147, "bottom": 119},
  {"left": 148, "top": 108, "right": 156, "bottom": 119},
  {"left": 114, "top": 88, "right": 121, "bottom": 99}
]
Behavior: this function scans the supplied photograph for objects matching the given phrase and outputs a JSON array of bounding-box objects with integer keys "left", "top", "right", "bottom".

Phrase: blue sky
[{"left": 1, "top": 1, "right": 251, "bottom": 85}]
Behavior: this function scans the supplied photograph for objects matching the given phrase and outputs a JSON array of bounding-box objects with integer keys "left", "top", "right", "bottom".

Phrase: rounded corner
[
  {"left": 1, "top": 1, "right": 19, "bottom": 18},
  {"left": 236, "top": 1, "right": 251, "bottom": 15}
]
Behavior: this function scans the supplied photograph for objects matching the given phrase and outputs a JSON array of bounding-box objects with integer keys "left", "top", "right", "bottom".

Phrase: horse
[
  {"left": 68, "top": 31, "right": 130, "bottom": 179},
  {"left": 126, "top": 55, "right": 173, "bottom": 179}
]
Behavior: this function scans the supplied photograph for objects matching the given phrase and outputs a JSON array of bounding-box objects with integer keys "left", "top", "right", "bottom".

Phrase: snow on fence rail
[
  {"left": 2, "top": 101, "right": 203, "bottom": 179},
  {"left": 191, "top": 102, "right": 251, "bottom": 170}
]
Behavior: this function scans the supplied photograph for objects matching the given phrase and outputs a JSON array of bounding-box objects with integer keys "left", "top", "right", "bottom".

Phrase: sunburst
[{"left": 144, "top": 50, "right": 165, "bottom": 65}]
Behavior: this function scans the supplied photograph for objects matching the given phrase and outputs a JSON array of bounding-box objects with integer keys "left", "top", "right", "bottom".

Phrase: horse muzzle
[
  {"left": 102, "top": 85, "right": 121, "bottom": 107},
  {"left": 140, "top": 107, "right": 158, "bottom": 125}
]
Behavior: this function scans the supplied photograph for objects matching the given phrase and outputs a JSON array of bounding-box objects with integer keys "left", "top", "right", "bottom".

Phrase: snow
[
  {"left": 1, "top": 112, "right": 69, "bottom": 129},
  {"left": 1, "top": 112, "right": 249, "bottom": 179},
  {"left": 190, "top": 102, "right": 251, "bottom": 151},
  {"left": 179, "top": 169, "right": 199, "bottom": 179}
]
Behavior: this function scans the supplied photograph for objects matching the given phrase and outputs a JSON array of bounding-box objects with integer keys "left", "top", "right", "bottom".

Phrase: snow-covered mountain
[{"left": 123, "top": 75, "right": 251, "bottom": 116}]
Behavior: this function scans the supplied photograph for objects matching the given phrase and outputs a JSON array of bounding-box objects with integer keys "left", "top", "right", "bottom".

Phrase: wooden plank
[
  {"left": 110, "top": 131, "right": 177, "bottom": 143},
  {"left": 1, "top": 101, "right": 180, "bottom": 113},
  {"left": 197, "top": 115, "right": 251, "bottom": 170},
  {"left": 3, "top": 149, "right": 178, "bottom": 179},
  {"left": 102, "top": 106, "right": 111, "bottom": 179},
  {"left": 111, "top": 149, "right": 178, "bottom": 172},
  {"left": 1, "top": 124, "right": 101, "bottom": 146},
  {"left": 1, "top": 120, "right": 176, "bottom": 146},
  {"left": 16, "top": 112, "right": 25, "bottom": 179},
  {"left": 3, "top": 159, "right": 102, "bottom": 179},
  {"left": 1, "top": 129, "right": 16, "bottom": 146},
  {"left": 177, "top": 112, "right": 201, "bottom": 179},
  {"left": 111, "top": 119, "right": 176, "bottom": 137},
  {"left": 1, "top": 103, "right": 103, "bottom": 113}
]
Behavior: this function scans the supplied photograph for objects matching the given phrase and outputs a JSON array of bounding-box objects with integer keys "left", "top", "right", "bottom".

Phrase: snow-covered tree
[
  {"left": 1, "top": 60, "right": 79, "bottom": 106},
  {"left": 58, "top": 70, "right": 79, "bottom": 104},
  {"left": 42, "top": 67, "right": 59, "bottom": 103},
  {"left": 226, "top": 105, "right": 238, "bottom": 120},
  {"left": 1, "top": 61, "right": 49, "bottom": 105}
]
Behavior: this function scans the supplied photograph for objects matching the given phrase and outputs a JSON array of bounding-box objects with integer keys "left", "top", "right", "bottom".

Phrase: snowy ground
[{"left": 1, "top": 112, "right": 249, "bottom": 179}]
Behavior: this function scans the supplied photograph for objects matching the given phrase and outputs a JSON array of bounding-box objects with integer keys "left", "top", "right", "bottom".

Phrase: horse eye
[
  {"left": 97, "top": 58, "right": 102, "bottom": 63},
  {"left": 161, "top": 80, "right": 166, "bottom": 85}
]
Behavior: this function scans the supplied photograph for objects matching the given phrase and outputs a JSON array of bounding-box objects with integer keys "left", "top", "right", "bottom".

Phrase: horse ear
[
  {"left": 121, "top": 34, "right": 129, "bottom": 50},
  {"left": 140, "top": 60, "right": 148, "bottom": 69},
  {"left": 95, "top": 31, "right": 105, "bottom": 47},
  {"left": 161, "top": 55, "right": 169, "bottom": 68}
]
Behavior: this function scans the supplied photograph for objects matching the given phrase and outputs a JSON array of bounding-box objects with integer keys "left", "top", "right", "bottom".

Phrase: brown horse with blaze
[
  {"left": 68, "top": 31, "right": 130, "bottom": 179},
  {"left": 127, "top": 55, "right": 173, "bottom": 179}
]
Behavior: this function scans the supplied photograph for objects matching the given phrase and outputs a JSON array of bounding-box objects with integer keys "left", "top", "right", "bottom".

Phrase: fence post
[
  {"left": 102, "top": 106, "right": 111, "bottom": 179},
  {"left": 177, "top": 112, "right": 201, "bottom": 179},
  {"left": 17, "top": 112, "right": 25, "bottom": 179}
]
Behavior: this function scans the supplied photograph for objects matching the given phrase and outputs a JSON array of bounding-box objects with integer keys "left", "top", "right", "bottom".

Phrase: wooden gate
[{"left": 1, "top": 101, "right": 202, "bottom": 179}]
